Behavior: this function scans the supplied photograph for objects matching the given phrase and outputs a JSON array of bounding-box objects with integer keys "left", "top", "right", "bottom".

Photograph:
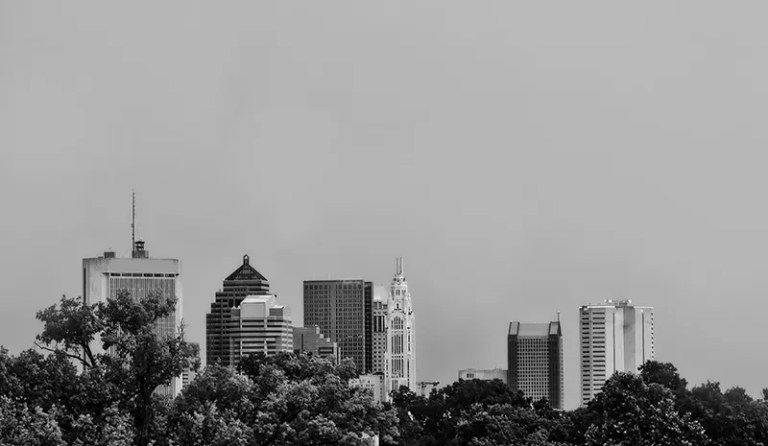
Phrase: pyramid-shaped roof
[{"left": 225, "top": 255, "right": 268, "bottom": 281}]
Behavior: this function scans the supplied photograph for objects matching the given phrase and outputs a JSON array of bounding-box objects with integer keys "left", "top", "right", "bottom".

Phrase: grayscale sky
[{"left": 2, "top": 1, "right": 767, "bottom": 409}]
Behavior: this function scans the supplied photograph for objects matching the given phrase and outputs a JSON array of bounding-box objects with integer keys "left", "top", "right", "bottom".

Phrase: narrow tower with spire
[{"left": 385, "top": 257, "right": 416, "bottom": 394}]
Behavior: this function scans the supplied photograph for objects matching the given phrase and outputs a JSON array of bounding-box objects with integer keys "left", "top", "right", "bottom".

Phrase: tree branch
[{"left": 34, "top": 341, "right": 93, "bottom": 368}]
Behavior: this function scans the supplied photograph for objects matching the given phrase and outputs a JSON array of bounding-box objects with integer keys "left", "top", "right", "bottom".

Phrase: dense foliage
[{"left": 1, "top": 294, "right": 767, "bottom": 445}]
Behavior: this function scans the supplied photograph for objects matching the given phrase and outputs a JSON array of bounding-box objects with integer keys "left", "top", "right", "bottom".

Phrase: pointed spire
[
  {"left": 225, "top": 254, "right": 267, "bottom": 281},
  {"left": 131, "top": 189, "right": 136, "bottom": 253}
]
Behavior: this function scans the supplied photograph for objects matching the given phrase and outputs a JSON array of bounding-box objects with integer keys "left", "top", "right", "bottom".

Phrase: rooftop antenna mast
[{"left": 131, "top": 190, "right": 136, "bottom": 251}]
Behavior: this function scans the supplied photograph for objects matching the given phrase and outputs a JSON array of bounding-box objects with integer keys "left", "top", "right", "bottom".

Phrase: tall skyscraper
[
  {"left": 579, "top": 299, "right": 654, "bottom": 406},
  {"left": 385, "top": 257, "right": 416, "bottom": 394},
  {"left": 507, "top": 321, "right": 563, "bottom": 409},
  {"left": 303, "top": 279, "right": 373, "bottom": 374},
  {"left": 206, "top": 255, "right": 270, "bottom": 367},
  {"left": 83, "top": 241, "right": 183, "bottom": 396},
  {"left": 227, "top": 295, "right": 292, "bottom": 365},
  {"left": 371, "top": 286, "right": 388, "bottom": 375}
]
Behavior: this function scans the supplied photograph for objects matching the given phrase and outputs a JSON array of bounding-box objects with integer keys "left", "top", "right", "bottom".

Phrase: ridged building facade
[
  {"left": 507, "top": 321, "right": 563, "bottom": 409},
  {"left": 227, "top": 295, "right": 292, "bottom": 366},
  {"left": 206, "top": 255, "right": 270, "bottom": 367},
  {"left": 579, "top": 299, "right": 654, "bottom": 406},
  {"left": 82, "top": 241, "right": 183, "bottom": 397}
]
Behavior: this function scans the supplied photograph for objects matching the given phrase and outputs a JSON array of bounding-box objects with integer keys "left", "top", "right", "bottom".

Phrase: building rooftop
[
  {"left": 580, "top": 299, "right": 654, "bottom": 309},
  {"left": 303, "top": 279, "right": 366, "bottom": 283},
  {"left": 509, "top": 321, "right": 561, "bottom": 337},
  {"left": 225, "top": 255, "right": 268, "bottom": 281},
  {"left": 240, "top": 295, "right": 275, "bottom": 305}
]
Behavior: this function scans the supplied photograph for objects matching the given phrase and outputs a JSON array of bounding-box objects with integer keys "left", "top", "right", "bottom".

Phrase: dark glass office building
[
  {"left": 507, "top": 321, "right": 563, "bottom": 409},
  {"left": 303, "top": 279, "right": 373, "bottom": 374}
]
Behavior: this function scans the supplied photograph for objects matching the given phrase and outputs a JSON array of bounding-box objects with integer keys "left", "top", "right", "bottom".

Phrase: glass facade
[
  {"left": 508, "top": 321, "right": 563, "bottom": 410},
  {"left": 303, "top": 280, "right": 373, "bottom": 374}
]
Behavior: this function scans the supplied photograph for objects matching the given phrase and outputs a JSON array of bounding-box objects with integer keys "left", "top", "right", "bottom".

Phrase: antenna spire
[{"left": 131, "top": 190, "right": 136, "bottom": 252}]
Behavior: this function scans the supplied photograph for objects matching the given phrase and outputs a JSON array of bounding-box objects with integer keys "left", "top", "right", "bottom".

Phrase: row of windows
[
  {"left": 109, "top": 282, "right": 177, "bottom": 338},
  {"left": 107, "top": 272, "right": 178, "bottom": 278}
]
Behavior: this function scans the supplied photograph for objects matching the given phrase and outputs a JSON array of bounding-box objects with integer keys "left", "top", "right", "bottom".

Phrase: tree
[
  {"left": 454, "top": 403, "right": 571, "bottom": 446},
  {"left": 685, "top": 381, "right": 768, "bottom": 446},
  {"left": 639, "top": 361, "right": 688, "bottom": 394},
  {"left": 0, "top": 348, "right": 79, "bottom": 412},
  {"left": 392, "top": 378, "right": 532, "bottom": 445},
  {"left": 389, "top": 386, "right": 427, "bottom": 446},
  {"left": 36, "top": 295, "right": 102, "bottom": 368},
  {"left": 0, "top": 396, "right": 65, "bottom": 446},
  {"left": 584, "top": 372, "right": 709, "bottom": 446},
  {"left": 35, "top": 292, "right": 200, "bottom": 446},
  {"left": 165, "top": 352, "right": 398, "bottom": 446},
  {"left": 68, "top": 404, "right": 135, "bottom": 446}
]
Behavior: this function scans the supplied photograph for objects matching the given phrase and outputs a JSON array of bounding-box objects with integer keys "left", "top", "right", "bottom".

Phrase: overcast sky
[{"left": 2, "top": 1, "right": 768, "bottom": 409}]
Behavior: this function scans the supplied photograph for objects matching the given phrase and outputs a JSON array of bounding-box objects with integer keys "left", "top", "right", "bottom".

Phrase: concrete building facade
[
  {"left": 350, "top": 374, "right": 387, "bottom": 403},
  {"left": 458, "top": 368, "right": 508, "bottom": 384},
  {"left": 508, "top": 321, "right": 563, "bottom": 409},
  {"left": 579, "top": 299, "right": 654, "bottom": 406},
  {"left": 83, "top": 241, "right": 183, "bottom": 396},
  {"left": 227, "top": 295, "right": 292, "bottom": 365},
  {"left": 206, "top": 255, "right": 270, "bottom": 367}
]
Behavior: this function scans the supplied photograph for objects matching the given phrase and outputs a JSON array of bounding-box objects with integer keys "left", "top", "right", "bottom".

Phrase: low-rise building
[
  {"left": 293, "top": 325, "right": 339, "bottom": 361},
  {"left": 458, "top": 368, "right": 508, "bottom": 384},
  {"left": 350, "top": 373, "right": 387, "bottom": 403}
]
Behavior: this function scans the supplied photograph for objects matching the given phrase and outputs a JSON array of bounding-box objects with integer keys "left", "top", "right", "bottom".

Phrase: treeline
[{"left": 1, "top": 294, "right": 767, "bottom": 445}]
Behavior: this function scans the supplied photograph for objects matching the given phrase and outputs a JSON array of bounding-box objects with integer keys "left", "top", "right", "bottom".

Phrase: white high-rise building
[
  {"left": 228, "top": 295, "right": 292, "bottom": 365},
  {"left": 385, "top": 257, "right": 416, "bottom": 395},
  {"left": 83, "top": 241, "right": 183, "bottom": 397},
  {"left": 579, "top": 299, "right": 654, "bottom": 406}
]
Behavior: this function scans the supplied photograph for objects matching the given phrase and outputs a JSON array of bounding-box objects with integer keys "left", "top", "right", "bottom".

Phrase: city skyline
[
  {"left": 4, "top": 2, "right": 768, "bottom": 411},
  {"left": 0, "top": 220, "right": 752, "bottom": 410}
]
